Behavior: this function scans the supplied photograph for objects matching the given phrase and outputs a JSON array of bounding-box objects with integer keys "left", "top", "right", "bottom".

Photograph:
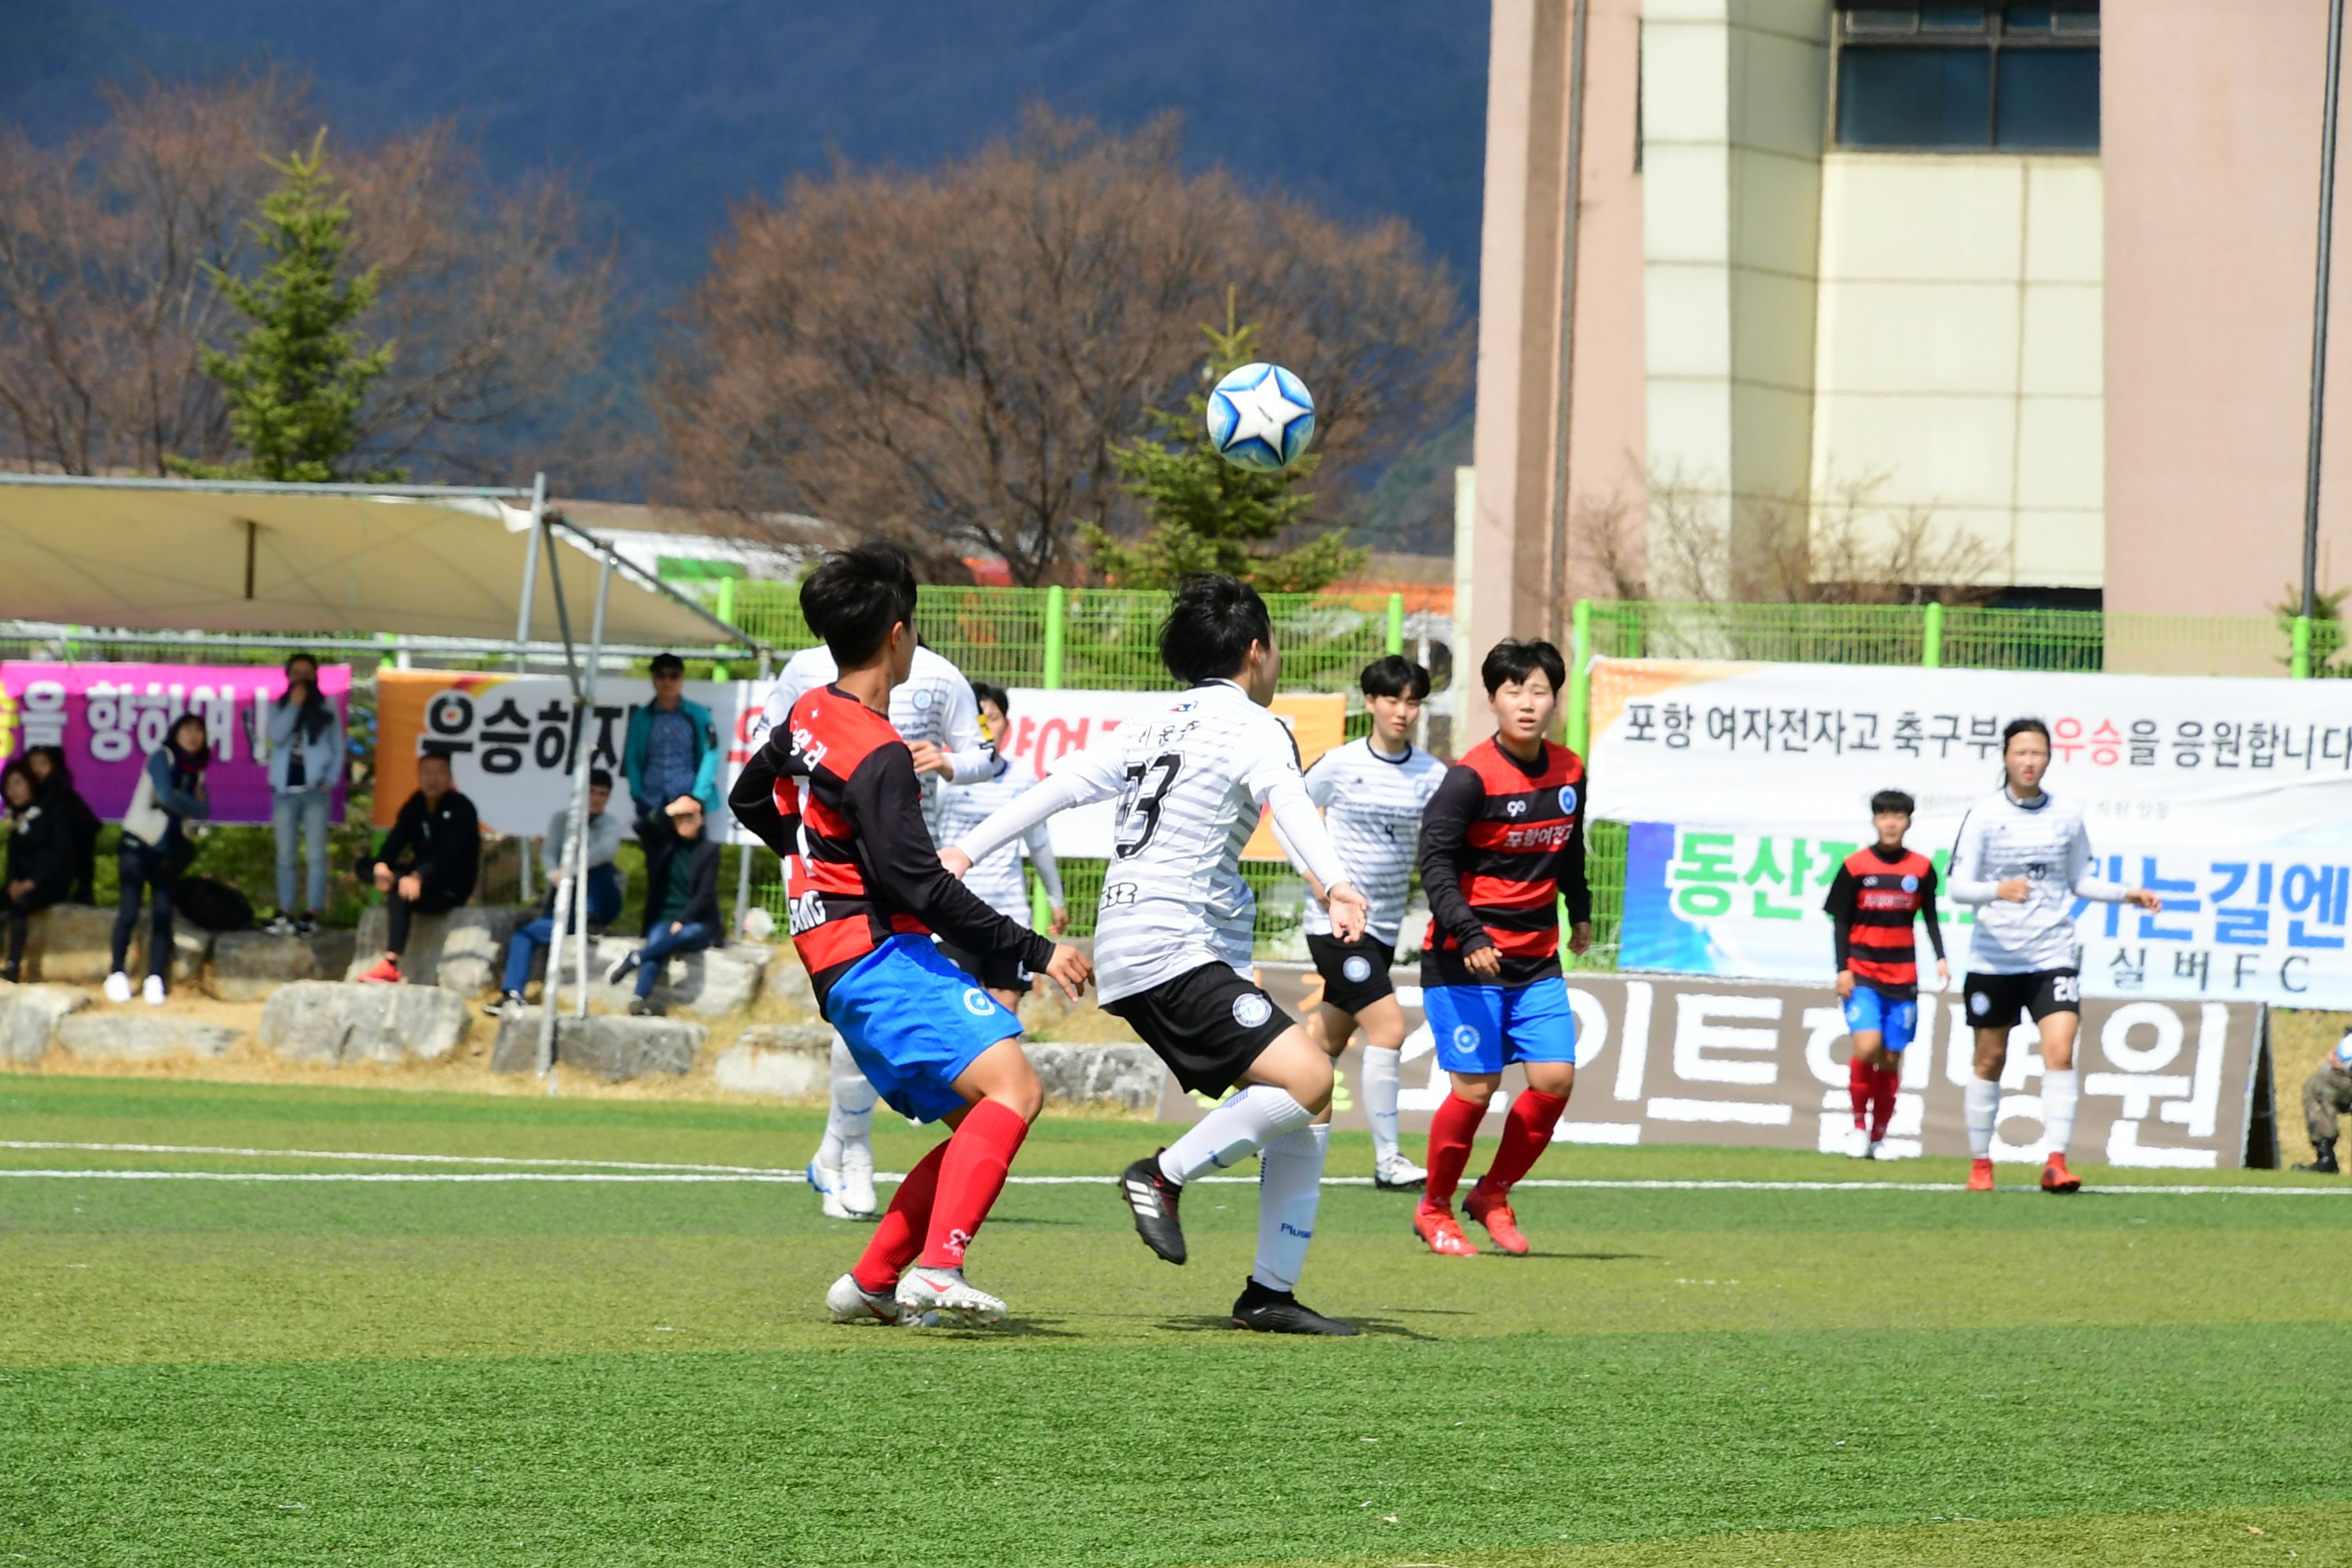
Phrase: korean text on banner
[{"left": 0, "top": 662, "right": 349, "bottom": 825}]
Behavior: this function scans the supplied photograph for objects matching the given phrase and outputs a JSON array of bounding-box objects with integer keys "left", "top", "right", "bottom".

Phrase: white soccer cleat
[
  {"left": 807, "top": 1156, "right": 861, "bottom": 1220},
  {"left": 825, "top": 1271, "right": 905, "bottom": 1326},
  {"left": 103, "top": 971, "right": 133, "bottom": 1004},
  {"left": 840, "top": 1157, "right": 879, "bottom": 1220},
  {"left": 1844, "top": 1124, "right": 1872, "bottom": 1159},
  {"left": 894, "top": 1264, "right": 1006, "bottom": 1328},
  {"left": 1868, "top": 1138, "right": 1889, "bottom": 1161},
  {"left": 141, "top": 975, "right": 166, "bottom": 1007},
  {"left": 1374, "top": 1153, "right": 1428, "bottom": 1192}
]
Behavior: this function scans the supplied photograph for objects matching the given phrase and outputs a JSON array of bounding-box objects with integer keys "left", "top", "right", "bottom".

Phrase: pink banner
[{"left": 0, "top": 662, "right": 349, "bottom": 825}]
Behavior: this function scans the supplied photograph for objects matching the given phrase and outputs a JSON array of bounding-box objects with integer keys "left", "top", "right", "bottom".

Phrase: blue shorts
[
  {"left": 1426, "top": 975, "right": 1578, "bottom": 1075},
  {"left": 825, "top": 935, "right": 1023, "bottom": 1123},
  {"left": 1842, "top": 985, "right": 1918, "bottom": 1053}
]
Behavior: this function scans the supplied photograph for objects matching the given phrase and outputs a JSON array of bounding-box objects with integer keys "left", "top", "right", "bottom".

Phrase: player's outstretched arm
[
  {"left": 1943, "top": 810, "right": 2006, "bottom": 905},
  {"left": 2065, "top": 818, "right": 2161, "bottom": 910},
  {"left": 854, "top": 744, "right": 1063, "bottom": 984},
  {"left": 1261, "top": 776, "right": 1355, "bottom": 921},
  {"left": 948, "top": 742, "right": 1126, "bottom": 872}
]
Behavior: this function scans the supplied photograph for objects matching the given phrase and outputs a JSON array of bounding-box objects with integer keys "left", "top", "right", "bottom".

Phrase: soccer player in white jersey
[
  {"left": 931, "top": 681, "right": 1068, "bottom": 1012},
  {"left": 756, "top": 638, "right": 1004, "bottom": 1221},
  {"left": 1946, "top": 718, "right": 2162, "bottom": 1194},
  {"left": 1297, "top": 656, "right": 1447, "bottom": 1191},
  {"left": 943, "top": 574, "right": 1373, "bottom": 1335}
]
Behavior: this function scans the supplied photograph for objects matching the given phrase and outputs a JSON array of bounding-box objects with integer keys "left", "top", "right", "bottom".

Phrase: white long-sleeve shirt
[
  {"left": 1945, "top": 786, "right": 2131, "bottom": 974},
  {"left": 754, "top": 643, "right": 1003, "bottom": 836},
  {"left": 948, "top": 680, "right": 1349, "bottom": 1003},
  {"left": 930, "top": 760, "right": 1065, "bottom": 926}
]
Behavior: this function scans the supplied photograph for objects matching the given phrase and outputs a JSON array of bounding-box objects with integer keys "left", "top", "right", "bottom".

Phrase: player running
[
  {"left": 1946, "top": 718, "right": 2162, "bottom": 1194},
  {"left": 1411, "top": 639, "right": 1592, "bottom": 1259},
  {"left": 944, "top": 573, "right": 1372, "bottom": 1336},
  {"left": 930, "top": 681, "right": 1069, "bottom": 1013},
  {"left": 1822, "top": 789, "right": 1948, "bottom": 1160},
  {"left": 729, "top": 542, "right": 1090, "bottom": 1326},
  {"left": 757, "top": 631, "right": 1004, "bottom": 1222},
  {"left": 1297, "top": 655, "right": 1447, "bottom": 1191}
]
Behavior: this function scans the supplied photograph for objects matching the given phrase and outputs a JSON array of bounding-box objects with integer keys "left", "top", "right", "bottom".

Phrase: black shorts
[
  {"left": 1103, "top": 961, "right": 1295, "bottom": 1098},
  {"left": 1963, "top": 967, "right": 2081, "bottom": 1029},
  {"left": 1307, "top": 932, "right": 1398, "bottom": 1015},
  {"left": 937, "top": 939, "right": 1028, "bottom": 994}
]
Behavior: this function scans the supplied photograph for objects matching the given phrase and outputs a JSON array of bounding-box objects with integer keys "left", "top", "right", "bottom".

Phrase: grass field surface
[{"left": 4, "top": 1075, "right": 2348, "bottom": 1566}]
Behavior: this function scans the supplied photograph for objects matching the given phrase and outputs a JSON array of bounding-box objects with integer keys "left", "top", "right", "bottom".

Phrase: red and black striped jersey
[
  {"left": 1418, "top": 737, "right": 1591, "bottom": 989},
  {"left": 726, "top": 683, "right": 1053, "bottom": 1012},
  {"left": 1822, "top": 845, "right": 1945, "bottom": 1001}
]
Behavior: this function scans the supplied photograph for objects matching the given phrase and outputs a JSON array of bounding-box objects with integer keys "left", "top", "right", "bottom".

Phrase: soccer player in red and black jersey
[
  {"left": 1822, "top": 789, "right": 1948, "bottom": 1161},
  {"left": 730, "top": 543, "right": 1092, "bottom": 1328},
  {"left": 1411, "top": 639, "right": 1592, "bottom": 1257}
]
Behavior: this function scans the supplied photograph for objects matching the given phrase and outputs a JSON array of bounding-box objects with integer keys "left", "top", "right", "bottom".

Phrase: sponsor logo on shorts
[
  {"left": 963, "top": 988, "right": 995, "bottom": 1017},
  {"left": 1558, "top": 785, "right": 1578, "bottom": 816},
  {"left": 1233, "top": 992, "right": 1274, "bottom": 1029},
  {"left": 1342, "top": 954, "right": 1373, "bottom": 983},
  {"left": 1969, "top": 990, "right": 1990, "bottom": 1015},
  {"left": 1452, "top": 1024, "right": 1480, "bottom": 1051}
]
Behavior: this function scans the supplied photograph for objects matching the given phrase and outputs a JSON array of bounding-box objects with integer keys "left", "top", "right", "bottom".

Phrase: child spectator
[
  {"left": 264, "top": 652, "right": 344, "bottom": 936},
  {"left": 355, "top": 750, "right": 482, "bottom": 985},
  {"left": 487, "top": 768, "right": 625, "bottom": 1015},
  {"left": 106, "top": 712, "right": 210, "bottom": 1006},
  {"left": 24, "top": 745, "right": 99, "bottom": 904},
  {"left": 602, "top": 794, "right": 720, "bottom": 1015},
  {"left": 3, "top": 759, "right": 74, "bottom": 983}
]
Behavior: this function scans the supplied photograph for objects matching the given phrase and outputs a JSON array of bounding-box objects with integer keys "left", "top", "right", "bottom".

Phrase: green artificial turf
[{"left": 3, "top": 1076, "right": 2349, "bottom": 1567}]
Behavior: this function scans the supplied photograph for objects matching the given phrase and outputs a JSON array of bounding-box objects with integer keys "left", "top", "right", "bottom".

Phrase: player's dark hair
[
  {"left": 2002, "top": 717, "right": 2050, "bottom": 751},
  {"left": 970, "top": 680, "right": 1011, "bottom": 717},
  {"left": 648, "top": 652, "right": 685, "bottom": 678},
  {"left": 1870, "top": 789, "right": 1915, "bottom": 817},
  {"left": 589, "top": 767, "right": 614, "bottom": 791},
  {"left": 1160, "top": 573, "right": 1273, "bottom": 684},
  {"left": 1480, "top": 638, "right": 1567, "bottom": 696},
  {"left": 1359, "top": 654, "right": 1431, "bottom": 701},
  {"left": 801, "top": 542, "right": 919, "bottom": 667}
]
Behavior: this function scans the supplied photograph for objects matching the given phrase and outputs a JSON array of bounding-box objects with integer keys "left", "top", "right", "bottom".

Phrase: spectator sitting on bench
[
  {"left": 623, "top": 652, "right": 721, "bottom": 841},
  {"left": 24, "top": 745, "right": 99, "bottom": 904},
  {"left": 487, "top": 767, "right": 625, "bottom": 1015},
  {"left": 3, "top": 759, "right": 74, "bottom": 984},
  {"left": 2293, "top": 1027, "right": 2352, "bottom": 1175},
  {"left": 603, "top": 794, "right": 720, "bottom": 1016},
  {"left": 357, "top": 750, "right": 482, "bottom": 985}
]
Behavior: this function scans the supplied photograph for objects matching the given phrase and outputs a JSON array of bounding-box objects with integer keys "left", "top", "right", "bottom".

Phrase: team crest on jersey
[
  {"left": 1452, "top": 1024, "right": 1480, "bottom": 1050},
  {"left": 912, "top": 688, "right": 934, "bottom": 710},
  {"left": 1558, "top": 785, "right": 1578, "bottom": 816},
  {"left": 962, "top": 988, "right": 995, "bottom": 1017},
  {"left": 1342, "top": 955, "right": 1373, "bottom": 983},
  {"left": 1232, "top": 992, "right": 1273, "bottom": 1028},
  {"left": 1901, "top": 874, "right": 1919, "bottom": 892}
]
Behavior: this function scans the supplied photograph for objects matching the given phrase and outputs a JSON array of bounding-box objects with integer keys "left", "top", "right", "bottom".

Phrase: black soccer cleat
[
  {"left": 1118, "top": 1152, "right": 1187, "bottom": 1265},
  {"left": 1230, "top": 1279, "right": 1358, "bottom": 1337}
]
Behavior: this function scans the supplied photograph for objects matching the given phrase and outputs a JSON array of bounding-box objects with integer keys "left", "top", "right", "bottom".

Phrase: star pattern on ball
[{"left": 1220, "top": 370, "right": 1311, "bottom": 457}]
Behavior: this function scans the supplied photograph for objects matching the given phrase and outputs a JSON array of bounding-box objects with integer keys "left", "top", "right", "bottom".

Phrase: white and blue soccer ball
[{"left": 1205, "top": 362, "right": 1315, "bottom": 471}]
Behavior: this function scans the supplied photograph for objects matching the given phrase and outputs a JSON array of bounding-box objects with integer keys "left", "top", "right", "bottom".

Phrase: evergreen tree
[
  {"left": 172, "top": 132, "right": 394, "bottom": 482},
  {"left": 1086, "top": 299, "right": 1365, "bottom": 592}
]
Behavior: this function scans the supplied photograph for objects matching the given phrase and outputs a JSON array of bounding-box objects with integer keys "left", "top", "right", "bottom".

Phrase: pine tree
[
  {"left": 172, "top": 132, "right": 394, "bottom": 482},
  {"left": 1085, "top": 297, "right": 1366, "bottom": 592}
]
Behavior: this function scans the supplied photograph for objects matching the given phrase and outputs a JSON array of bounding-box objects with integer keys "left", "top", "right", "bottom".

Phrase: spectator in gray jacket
[
  {"left": 487, "top": 769, "right": 625, "bottom": 1014},
  {"left": 264, "top": 652, "right": 344, "bottom": 936}
]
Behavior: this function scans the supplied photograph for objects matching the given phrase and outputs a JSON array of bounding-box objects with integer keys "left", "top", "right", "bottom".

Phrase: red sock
[
  {"left": 1848, "top": 1053, "right": 1872, "bottom": 1128},
  {"left": 851, "top": 1141, "right": 947, "bottom": 1293},
  {"left": 1422, "top": 1091, "right": 1487, "bottom": 1213},
  {"left": 1870, "top": 1063, "right": 1901, "bottom": 1141},
  {"left": 917, "top": 1099, "right": 1030, "bottom": 1269},
  {"left": 1477, "top": 1088, "right": 1569, "bottom": 1197}
]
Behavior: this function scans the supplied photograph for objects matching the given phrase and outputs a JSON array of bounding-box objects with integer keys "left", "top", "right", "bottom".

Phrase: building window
[{"left": 1832, "top": 2, "right": 2099, "bottom": 152}]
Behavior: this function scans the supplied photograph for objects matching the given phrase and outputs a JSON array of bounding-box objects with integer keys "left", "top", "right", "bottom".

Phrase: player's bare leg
[{"left": 1307, "top": 994, "right": 1422, "bottom": 1190}]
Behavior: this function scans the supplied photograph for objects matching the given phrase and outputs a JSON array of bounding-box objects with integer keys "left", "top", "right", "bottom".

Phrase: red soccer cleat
[
  {"left": 357, "top": 956, "right": 401, "bottom": 985},
  {"left": 1464, "top": 1183, "right": 1530, "bottom": 1255},
  {"left": 1412, "top": 1206, "right": 1480, "bottom": 1257},
  {"left": 2040, "top": 1152, "right": 2082, "bottom": 1194},
  {"left": 1966, "top": 1157, "right": 1995, "bottom": 1192}
]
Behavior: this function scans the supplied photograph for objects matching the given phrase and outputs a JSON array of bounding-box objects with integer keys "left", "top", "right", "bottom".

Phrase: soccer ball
[{"left": 1206, "top": 362, "right": 1315, "bottom": 471}]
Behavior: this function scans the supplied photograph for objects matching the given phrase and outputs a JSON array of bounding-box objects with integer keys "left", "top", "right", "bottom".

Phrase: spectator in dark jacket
[
  {"left": 355, "top": 750, "right": 482, "bottom": 985},
  {"left": 24, "top": 745, "right": 99, "bottom": 904},
  {"left": 3, "top": 759, "right": 74, "bottom": 983},
  {"left": 106, "top": 714, "right": 211, "bottom": 1005},
  {"left": 602, "top": 794, "right": 721, "bottom": 1015}
]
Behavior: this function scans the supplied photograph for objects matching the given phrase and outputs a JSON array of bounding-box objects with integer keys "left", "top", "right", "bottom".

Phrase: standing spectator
[
  {"left": 602, "top": 794, "right": 720, "bottom": 1016},
  {"left": 2293, "top": 1028, "right": 2352, "bottom": 1174},
  {"left": 263, "top": 652, "right": 344, "bottom": 936},
  {"left": 3, "top": 759, "right": 73, "bottom": 983},
  {"left": 24, "top": 745, "right": 99, "bottom": 904},
  {"left": 487, "top": 768, "right": 625, "bottom": 1015},
  {"left": 105, "top": 712, "right": 210, "bottom": 1006},
  {"left": 622, "top": 653, "right": 721, "bottom": 837},
  {"left": 355, "top": 750, "right": 482, "bottom": 985}
]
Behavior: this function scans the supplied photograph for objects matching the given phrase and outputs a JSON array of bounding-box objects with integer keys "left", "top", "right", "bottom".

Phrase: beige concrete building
[{"left": 1465, "top": 0, "right": 2352, "bottom": 657}]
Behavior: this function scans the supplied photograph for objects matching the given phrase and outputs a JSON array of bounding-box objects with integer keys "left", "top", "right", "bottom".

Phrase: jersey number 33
[{"left": 1115, "top": 752, "right": 1183, "bottom": 859}]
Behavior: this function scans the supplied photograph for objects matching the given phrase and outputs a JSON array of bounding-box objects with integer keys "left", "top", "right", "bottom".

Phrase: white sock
[
  {"left": 1362, "top": 1046, "right": 1402, "bottom": 1168},
  {"left": 1251, "top": 1122, "right": 1329, "bottom": 1294},
  {"left": 2041, "top": 1067, "right": 2079, "bottom": 1158},
  {"left": 1159, "top": 1086, "right": 1313, "bottom": 1185},
  {"left": 1965, "top": 1075, "right": 2001, "bottom": 1158},
  {"left": 820, "top": 1034, "right": 876, "bottom": 1173}
]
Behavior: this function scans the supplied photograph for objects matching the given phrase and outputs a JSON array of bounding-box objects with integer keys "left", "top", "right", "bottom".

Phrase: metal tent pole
[
  {"left": 536, "top": 515, "right": 582, "bottom": 1085},
  {"left": 2305, "top": 0, "right": 2347, "bottom": 620},
  {"left": 574, "top": 552, "right": 614, "bottom": 1020},
  {"left": 514, "top": 471, "right": 545, "bottom": 672}
]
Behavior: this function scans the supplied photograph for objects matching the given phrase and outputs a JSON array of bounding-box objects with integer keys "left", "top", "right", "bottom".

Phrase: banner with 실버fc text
[
  {"left": 1157, "top": 966, "right": 2271, "bottom": 1170},
  {"left": 373, "top": 670, "right": 1343, "bottom": 858},
  {"left": 0, "top": 662, "right": 350, "bottom": 825}
]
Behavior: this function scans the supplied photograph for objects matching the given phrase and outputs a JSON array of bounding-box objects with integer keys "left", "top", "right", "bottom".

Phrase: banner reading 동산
[{"left": 373, "top": 670, "right": 1344, "bottom": 858}]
